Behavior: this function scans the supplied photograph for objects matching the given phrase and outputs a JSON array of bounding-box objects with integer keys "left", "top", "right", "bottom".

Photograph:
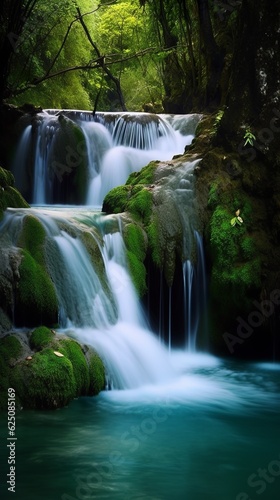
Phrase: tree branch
[
  {"left": 7, "top": 45, "right": 176, "bottom": 99},
  {"left": 76, "top": 6, "right": 128, "bottom": 110}
]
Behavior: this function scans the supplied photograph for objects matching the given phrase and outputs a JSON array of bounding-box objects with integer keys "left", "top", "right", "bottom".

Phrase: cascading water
[
  {"left": 0, "top": 207, "right": 176, "bottom": 388},
  {"left": 5, "top": 110, "right": 207, "bottom": 387},
  {"left": 3, "top": 112, "right": 280, "bottom": 500},
  {"left": 11, "top": 110, "right": 202, "bottom": 206}
]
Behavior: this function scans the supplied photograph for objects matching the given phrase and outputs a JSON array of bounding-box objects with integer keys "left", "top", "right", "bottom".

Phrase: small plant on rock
[
  {"left": 231, "top": 209, "right": 244, "bottom": 227},
  {"left": 243, "top": 128, "right": 256, "bottom": 146}
]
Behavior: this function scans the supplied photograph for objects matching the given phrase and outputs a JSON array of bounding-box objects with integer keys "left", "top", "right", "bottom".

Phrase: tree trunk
[
  {"left": 221, "top": 0, "right": 280, "bottom": 160},
  {"left": 196, "top": 0, "right": 224, "bottom": 109}
]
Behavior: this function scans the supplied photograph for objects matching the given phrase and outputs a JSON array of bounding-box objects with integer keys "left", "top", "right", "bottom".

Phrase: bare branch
[
  {"left": 8, "top": 45, "right": 175, "bottom": 99},
  {"left": 76, "top": 6, "right": 127, "bottom": 110}
]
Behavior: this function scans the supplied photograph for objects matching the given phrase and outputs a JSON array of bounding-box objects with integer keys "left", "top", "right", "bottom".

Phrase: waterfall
[
  {"left": 4, "top": 109, "right": 208, "bottom": 389},
  {"left": 182, "top": 232, "right": 207, "bottom": 352},
  {"left": 0, "top": 207, "right": 176, "bottom": 388},
  {"left": 12, "top": 111, "right": 201, "bottom": 206}
]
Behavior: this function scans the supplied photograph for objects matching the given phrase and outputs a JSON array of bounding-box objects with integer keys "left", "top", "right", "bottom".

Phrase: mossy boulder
[
  {"left": 0, "top": 328, "right": 106, "bottom": 410},
  {"left": 102, "top": 161, "right": 157, "bottom": 218},
  {"left": 15, "top": 215, "right": 58, "bottom": 327},
  {"left": 88, "top": 348, "right": 106, "bottom": 395},
  {"left": 0, "top": 166, "right": 29, "bottom": 220},
  {"left": 57, "top": 338, "right": 90, "bottom": 396},
  {"left": 30, "top": 326, "right": 55, "bottom": 350},
  {"left": 0, "top": 335, "right": 22, "bottom": 409},
  {"left": 15, "top": 348, "right": 77, "bottom": 409},
  {"left": 103, "top": 158, "right": 198, "bottom": 288}
]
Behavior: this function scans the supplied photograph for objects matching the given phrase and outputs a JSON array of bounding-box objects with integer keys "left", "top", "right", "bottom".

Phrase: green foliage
[
  {"left": 11, "top": 0, "right": 95, "bottom": 109},
  {"left": 213, "top": 109, "right": 225, "bottom": 131},
  {"left": 210, "top": 205, "right": 261, "bottom": 307},
  {"left": 230, "top": 209, "right": 244, "bottom": 227},
  {"left": 30, "top": 327, "right": 55, "bottom": 351},
  {"left": 243, "top": 128, "right": 256, "bottom": 146},
  {"left": 97, "top": 1, "right": 143, "bottom": 56}
]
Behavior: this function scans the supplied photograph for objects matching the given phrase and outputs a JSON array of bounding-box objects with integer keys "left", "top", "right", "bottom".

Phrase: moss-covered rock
[
  {"left": 15, "top": 348, "right": 76, "bottom": 409},
  {"left": 0, "top": 335, "right": 22, "bottom": 409},
  {"left": 0, "top": 328, "right": 106, "bottom": 410},
  {"left": 15, "top": 215, "right": 58, "bottom": 327},
  {"left": 123, "top": 223, "right": 148, "bottom": 296},
  {"left": 210, "top": 204, "right": 261, "bottom": 311},
  {"left": 58, "top": 338, "right": 90, "bottom": 396},
  {"left": 103, "top": 157, "right": 198, "bottom": 287},
  {"left": 30, "top": 326, "right": 55, "bottom": 351},
  {"left": 0, "top": 167, "right": 29, "bottom": 220},
  {"left": 88, "top": 348, "right": 106, "bottom": 395}
]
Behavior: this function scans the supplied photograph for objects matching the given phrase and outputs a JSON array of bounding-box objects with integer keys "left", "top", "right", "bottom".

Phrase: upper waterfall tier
[{"left": 11, "top": 110, "right": 202, "bottom": 206}]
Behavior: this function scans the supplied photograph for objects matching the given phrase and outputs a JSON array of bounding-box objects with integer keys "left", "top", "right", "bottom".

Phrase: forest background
[{"left": 0, "top": 0, "right": 243, "bottom": 113}]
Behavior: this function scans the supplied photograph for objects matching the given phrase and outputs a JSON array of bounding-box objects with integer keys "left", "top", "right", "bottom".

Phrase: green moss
[
  {"left": 123, "top": 223, "right": 147, "bottom": 296},
  {"left": 15, "top": 215, "right": 58, "bottom": 327},
  {"left": 58, "top": 339, "right": 89, "bottom": 395},
  {"left": 30, "top": 326, "right": 55, "bottom": 351},
  {"left": 124, "top": 224, "right": 146, "bottom": 262},
  {"left": 17, "top": 348, "right": 76, "bottom": 409},
  {"left": 210, "top": 206, "right": 241, "bottom": 265},
  {"left": 0, "top": 166, "right": 14, "bottom": 187},
  {"left": 127, "top": 188, "right": 153, "bottom": 224},
  {"left": 18, "top": 214, "right": 46, "bottom": 263},
  {"left": 241, "top": 236, "right": 256, "bottom": 260},
  {"left": 0, "top": 167, "right": 29, "bottom": 219},
  {"left": 207, "top": 182, "right": 219, "bottom": 209},
  {"left": 0, "top": 335, "right": 22, "bottom": 361},
  {"left": 147, "top": 217, "right": 162, "bottom": 267},
  {"left": 88, "top": 349, "right": 105, "bottom": 395},
  {"left": 16, "top": 249, "right": 58, "bottom": 327},
  {"left": 126, "top": 251, "right": 147, "bottom": 296},
  {"left": 210, "top": 204, "right": 261, "bottom": 308},
  {"left": 0, "top": 335, "right": 22, "bottom": 410},
  {"left": 126, "top": 161, "right": 157, "bottom": 186},
  {"left": 102, "top": 185, "right": 130, "bottom": 214},
  {"left": 103, "top": 183, "right": 153, "bottom": 227}
]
